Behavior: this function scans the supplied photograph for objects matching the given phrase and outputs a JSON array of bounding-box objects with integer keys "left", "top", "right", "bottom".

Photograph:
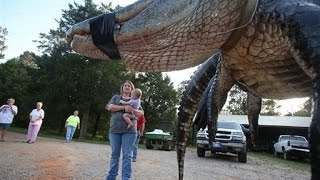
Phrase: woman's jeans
[
  {"left": 106, "top": 132, "right": 137, "bottom": 180},
  {"left": 66, "top": 125, "right": 76, "bottom": 141}
]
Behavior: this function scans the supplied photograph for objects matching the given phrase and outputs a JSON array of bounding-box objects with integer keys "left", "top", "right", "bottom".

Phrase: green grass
[
  {"left": 9, "top": 127, "right": 27, "bottom": 134},
  {"left": 249, "top": 152, "right": 310, "bottom": 172},
  {"left": 9, "top": 127, "right": 110, "bottom": 145}
]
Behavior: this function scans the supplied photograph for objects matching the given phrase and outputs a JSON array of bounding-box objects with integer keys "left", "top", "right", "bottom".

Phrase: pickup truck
[
  {"left": 273, "top": 135, "right": 309, "bottom": 160},
  {"left": 196, "top": 121, "right": 247, "bottom": 163}
]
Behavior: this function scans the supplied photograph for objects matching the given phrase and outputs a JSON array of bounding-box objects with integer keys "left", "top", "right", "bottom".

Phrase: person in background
[
  {"left": 64, "top": 110, "right": 80, "bottom": 143},
  {"left": 106, "top": 80, "right": 144, "bottom": 180},
  {"left": 25, "top": 102, "right": 45, "bottom": 144},
  {"left": 132, "top": 115, "right": 146, "bottom": 162},
  {"left": 0, "top": 98, "right": 18, "bottom": 142}
]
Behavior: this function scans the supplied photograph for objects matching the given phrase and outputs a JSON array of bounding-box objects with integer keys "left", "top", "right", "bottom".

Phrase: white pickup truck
[{"left": 273, "top": 135, "right": 309, "bottom": 160}]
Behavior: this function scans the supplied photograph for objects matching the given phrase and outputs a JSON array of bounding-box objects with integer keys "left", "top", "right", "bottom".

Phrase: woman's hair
[{"left": 120, "top": 80, "right": 135, "bottom": 95}]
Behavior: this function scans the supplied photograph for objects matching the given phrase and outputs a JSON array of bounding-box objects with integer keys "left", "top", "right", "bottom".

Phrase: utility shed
[{"left": 218, "top": 115, "right": 311, "bottom": 152}]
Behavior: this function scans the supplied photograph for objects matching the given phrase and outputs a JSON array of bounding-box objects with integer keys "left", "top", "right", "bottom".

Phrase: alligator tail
[{"left": 177, "top": 53, "right": 220, "bottom": 180}]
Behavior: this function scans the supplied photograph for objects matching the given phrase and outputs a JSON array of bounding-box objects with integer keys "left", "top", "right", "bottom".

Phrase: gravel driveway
[{"left": 0, "top": 132, "right": 310, "bottom": 180}]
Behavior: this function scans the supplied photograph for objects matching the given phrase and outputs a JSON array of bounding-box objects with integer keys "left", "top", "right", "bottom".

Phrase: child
[{"left": 120, "top": 88, "right": 142, "bottom": 129}]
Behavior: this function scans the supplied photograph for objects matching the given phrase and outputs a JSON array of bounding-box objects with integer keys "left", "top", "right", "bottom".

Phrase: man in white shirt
[{"left": 0, "top": 98, "right": 18, "bottom": 142}]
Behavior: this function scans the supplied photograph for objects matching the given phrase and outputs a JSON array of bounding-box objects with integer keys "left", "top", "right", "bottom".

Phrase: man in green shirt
[{"left": 65, "top": 110, "right": 80, "bottom": 142}]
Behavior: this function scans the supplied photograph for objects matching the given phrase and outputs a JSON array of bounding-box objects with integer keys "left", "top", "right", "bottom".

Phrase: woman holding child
[{"left": 105, "top": 80, "right": 143, "bottom": 180}]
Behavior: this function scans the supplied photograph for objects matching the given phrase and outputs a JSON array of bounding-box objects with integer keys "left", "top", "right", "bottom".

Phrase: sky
[{"left": 0, "top": 0, "right": 308, "bottom": 115}]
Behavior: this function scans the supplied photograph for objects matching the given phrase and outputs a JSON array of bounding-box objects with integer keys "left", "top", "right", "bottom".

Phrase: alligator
[{"left": 66, "top": 0, "right": 320, "bottom": 179}]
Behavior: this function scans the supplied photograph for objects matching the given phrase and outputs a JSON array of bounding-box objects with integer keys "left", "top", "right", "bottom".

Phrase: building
[{"left": 218, "top": 115, "right": 311, "bottom": 151}]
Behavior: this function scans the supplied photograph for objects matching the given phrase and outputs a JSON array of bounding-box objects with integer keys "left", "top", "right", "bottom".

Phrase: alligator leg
[
  {"left": 192, "top": 60, "right": 237, "bottom": 154},
  {"left": 177, "top": 53, "right": 220, "bottom": 180},
  {"left": 192, "top": 78, "right": 216, "bottom": 130},
  {"left": 311, "top": 78, "right": 320, "bottom": 180},
  {"left": 206, "top": 63, "right": 235, "bottom": 149},
  {"left": 247, "top": 93, "right": 262, "bottom": 149},
  {"left": 192, "top": 73, "right": 231, "bottom": 153}
]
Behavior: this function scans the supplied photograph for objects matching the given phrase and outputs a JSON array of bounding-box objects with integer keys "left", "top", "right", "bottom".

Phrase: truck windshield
[
  {"left": 280, "top": 136, "right": 306, "bottom": 142},
  {"left": 218, "top": 122, "right": 239, "bottom": 130},
  {"left": 290, "top": 136, "right": 306, "bottom": 141}
]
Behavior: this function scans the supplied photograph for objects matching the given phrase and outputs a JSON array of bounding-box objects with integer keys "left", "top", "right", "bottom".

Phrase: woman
[
  {"left": 64, "top": 110, "right": 80, "bottom": 142},
  {"left": 106, "top": 80, "right": 144, "bottom": 180},
  {"left": 0, "top": 98, "right": 18, "bottom": 142},
  {"left": 25, "top": 102, "right": 45, "bottom": 144}
]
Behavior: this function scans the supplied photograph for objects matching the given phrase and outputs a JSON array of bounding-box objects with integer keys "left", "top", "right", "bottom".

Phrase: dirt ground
[{"left": 0, "top": 132, "right": 311, "bottom": 180}]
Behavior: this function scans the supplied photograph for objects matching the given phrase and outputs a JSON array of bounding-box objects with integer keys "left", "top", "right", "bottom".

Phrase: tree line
[{"left": 225, "top": 85, "right": 311, "bottom": 116}]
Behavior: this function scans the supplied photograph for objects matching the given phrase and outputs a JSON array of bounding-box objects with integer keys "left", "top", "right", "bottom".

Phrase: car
[
  {"left": 196, "top": 121, "right": 247, "bottom": 163},
  {"left": 273, "top": 135, "right": 309, "bottom": 160},
  {"left": 145, "top": 129, "right": 173, "bottom": 151}
]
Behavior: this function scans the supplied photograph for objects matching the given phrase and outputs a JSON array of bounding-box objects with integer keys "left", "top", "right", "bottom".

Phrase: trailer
[{"left": 145, "top": 129, "right": 173, "bottom": 151}]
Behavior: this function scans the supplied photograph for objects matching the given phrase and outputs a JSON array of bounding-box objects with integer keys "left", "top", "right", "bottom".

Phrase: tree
[
  {"left": 293, "top": 98, "right": 311, "bottom": 116},
  {"left": 0, "top": 26, "right": 8, "bottom": 59},
  {"left": 261, "top": 99, "right": 281, "bottom": 115},
  {"left": 33, "top": 0, "right": 131, "bottom": 138},
  {"left": 135, "top": 73, "right": 179, "bottom": 133},
  {"left": 0, "top": 59, "right": 33, "bottom": 125},
  {"left": 35, "top": 0, "right": 113, "bottom": 56},
  {"left": 0, "top": 59, "right": 31, "bottom": 98},
  {"left": 177, "top": 80, "right": 189, "bottom": 100},
  {"left": 18, "top": 51, "right": 38, "bottom": 68},
  {"left": 225, "top": 85, "right": 247, "bottom": 115}
]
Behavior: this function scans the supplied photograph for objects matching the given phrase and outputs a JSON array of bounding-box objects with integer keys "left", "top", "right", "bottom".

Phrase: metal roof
[{"left": 218, "top": 115, "right": 311, "bottom": 128}]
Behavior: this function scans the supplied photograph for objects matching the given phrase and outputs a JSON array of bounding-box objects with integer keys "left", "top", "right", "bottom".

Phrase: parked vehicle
[
  {"left": 145, "top": 129, "right": 173, "bottom": 151},
  {"left": 273, "top": 135, "right": 309, "bottom": 160},
  {"left": 196, "top": 121, "right": 247, "bottom": 163}
]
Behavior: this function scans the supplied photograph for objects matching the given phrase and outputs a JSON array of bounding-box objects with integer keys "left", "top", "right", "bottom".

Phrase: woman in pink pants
[{"left": 25, "top": 102, "right": 45, "bottom": 144}]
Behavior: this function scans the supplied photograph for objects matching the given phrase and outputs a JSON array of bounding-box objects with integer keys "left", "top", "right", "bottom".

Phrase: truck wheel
[
  {"left": 163, "top": 141, "right": 172, "bottom": 151},
  {"left": 283, "top": 151, "right": 290, "bottom": 160},
  {"left": 197, "top": 147, "right": 205, "bottom": 157},
  {"left": 146, "top": 139, "right": 153, "bottom": 149},
  {"left": 238, "top": 152, "right": 247, "bottom": 163}
]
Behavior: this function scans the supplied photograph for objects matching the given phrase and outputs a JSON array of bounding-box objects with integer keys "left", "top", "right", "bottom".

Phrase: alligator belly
[{"left": 223, "top": 23, "right": 313, "bottom": 99}]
